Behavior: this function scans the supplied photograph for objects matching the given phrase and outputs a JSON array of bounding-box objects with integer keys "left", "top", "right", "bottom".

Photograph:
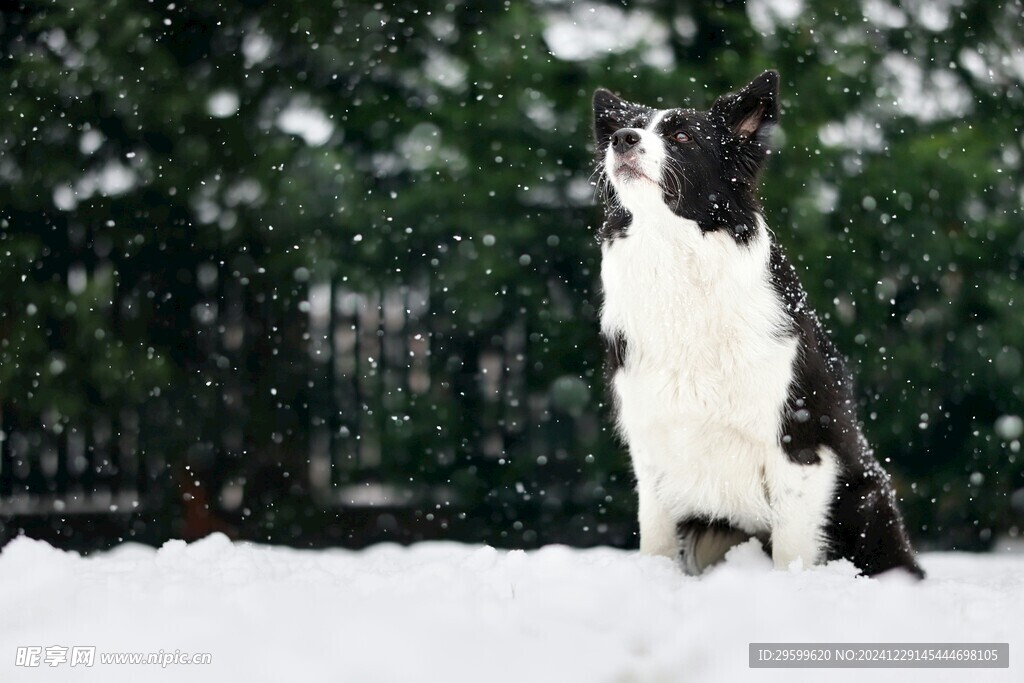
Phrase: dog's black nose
[{"left": 611, "top": 128, "right": 641, "bottom": 154}]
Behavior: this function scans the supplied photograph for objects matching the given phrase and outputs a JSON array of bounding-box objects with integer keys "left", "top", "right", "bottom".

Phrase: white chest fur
[{"left": 600, "top": 207, "right": 799, "bottom": 532}]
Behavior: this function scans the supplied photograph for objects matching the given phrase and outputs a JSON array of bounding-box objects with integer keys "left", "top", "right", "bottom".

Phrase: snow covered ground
[{"left": 1, "top": 534, "right": 1021, "bottom": 682}]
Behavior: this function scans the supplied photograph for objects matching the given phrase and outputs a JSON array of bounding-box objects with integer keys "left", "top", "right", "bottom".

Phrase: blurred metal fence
[
  {"left": 0, "top": 407, "right": 151, "bottom": 515},
  {"left": 0, "top": 272, "right": 606, "bottom": 546}
]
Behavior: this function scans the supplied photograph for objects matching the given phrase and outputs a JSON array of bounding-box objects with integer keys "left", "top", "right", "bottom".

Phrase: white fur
[
  {"left": 600, "top": 124, "right": 838, "bottom": 571},
  {"left": 766, "top": 446, "right": 839, "bottom": 569}
]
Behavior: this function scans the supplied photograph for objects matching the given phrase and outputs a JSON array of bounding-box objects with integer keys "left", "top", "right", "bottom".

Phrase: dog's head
[{"left": 593, "top": 71, "right": 780, "bottom": 242}]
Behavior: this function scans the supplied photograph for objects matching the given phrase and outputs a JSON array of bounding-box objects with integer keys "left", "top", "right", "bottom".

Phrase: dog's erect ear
[
  {"left": 593, "top": 88, "right": 627, "bottom": 147},
  {"left": 712, "top": 70, "right": 780, "bottom": 140}
]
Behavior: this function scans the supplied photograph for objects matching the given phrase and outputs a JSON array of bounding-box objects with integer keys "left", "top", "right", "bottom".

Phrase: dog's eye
[{"left": 672, "top": 131, "right": 692, "bottom": 143}]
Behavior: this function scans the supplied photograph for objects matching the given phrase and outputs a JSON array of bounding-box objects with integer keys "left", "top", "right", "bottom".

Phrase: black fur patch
[
  {"left": 826, "top": 464, "right": 925, "bottom": 578},
  {"left": 598, "top": 204, "right": 631, "bottom": 245},
  {"left": 677, "top": 516, "right": 736, "bottom": 539}
]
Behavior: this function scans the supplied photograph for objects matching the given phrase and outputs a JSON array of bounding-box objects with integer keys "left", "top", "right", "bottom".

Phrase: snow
[
  {"left": 241, "top": 30, "right": 273, "bottom": 68},
  {"left": 862, "top": 0, "right": 909, "bottom": 30},
  {"left": 819, "top": 114, "right": 885, "bottom": 152},
  {"left": 52, "top": 160, "right": 139, "bottom": 211},
  {"left": 994, "top": 415, "right": 1024, "bottom": 441},
  {"left": 880, "top": 53, "right": 973, "bottom": 123},
  {"left": 542, "top": 3, "right": 672, "bottom": 68},
  {"left": 276, "top": 99, "right": 335, "bottom": 147},
  {"left": 1, "top": 534, "right": 1021, "bottom": 682},
  {"left": 746, "top": 0, "right": 805, "bottom": 35},
  {"left": 207, "top": 90, "right": 240, "bottom": 119}
]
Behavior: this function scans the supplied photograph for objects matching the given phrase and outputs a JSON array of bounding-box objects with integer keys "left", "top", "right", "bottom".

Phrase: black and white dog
[{"left": 593, "top": 71, "right": 923, "bottom": 578}]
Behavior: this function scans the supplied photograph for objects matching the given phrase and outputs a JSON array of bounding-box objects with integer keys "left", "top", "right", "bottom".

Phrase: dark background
[{"left": 1, "top": 0, "right": 1022, "bottom": 554}]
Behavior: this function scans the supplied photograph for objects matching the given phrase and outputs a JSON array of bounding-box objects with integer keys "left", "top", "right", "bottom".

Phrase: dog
[{"left": 592, "top": 70, "right": 923, "bottom": 577}]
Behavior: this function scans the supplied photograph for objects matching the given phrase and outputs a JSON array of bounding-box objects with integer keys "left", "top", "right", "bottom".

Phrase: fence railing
[
  {"left": 0, "top": 276, "right": 603, "bottom": 530},
  {"left": 0, "top": 407, "right": 150, "bottom": 515}
]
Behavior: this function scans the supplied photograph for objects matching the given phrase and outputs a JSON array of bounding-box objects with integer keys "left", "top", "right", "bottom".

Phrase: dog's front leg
[{"left": 635, "top": 470, "right": 679, "bottom": 559}]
